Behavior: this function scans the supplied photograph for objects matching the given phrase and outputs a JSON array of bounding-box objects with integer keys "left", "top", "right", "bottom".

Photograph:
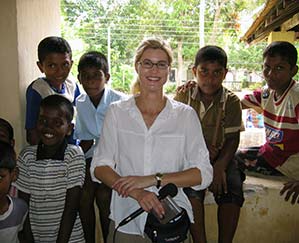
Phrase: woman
[{"left": 90, "top": 37, "right": 213, "bottom": 242}]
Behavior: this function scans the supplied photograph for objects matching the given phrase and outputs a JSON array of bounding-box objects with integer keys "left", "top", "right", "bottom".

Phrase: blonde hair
[{"left": 130, "top": 37, "right": 173, "bottom": 95}]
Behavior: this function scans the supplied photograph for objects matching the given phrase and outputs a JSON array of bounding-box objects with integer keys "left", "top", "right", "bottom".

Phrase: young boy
[
  {"left": 174, "top": 46, "right": 244, "bottom": 243},
  {"left": 0, "top": 118, "right": 17, "bottom": 197},
  {"left": 0, "top": 141, "right": 28, "bottom": 243},
  {"left": 74, "top": 51, "right": 126, "bottom": 243},
  {"left": 16, "top": 95, "right": 85, "bottom": 242},
  {"left": 25, "top": 36, "right": 80, "bottom": 145},
  {"left": 236, "top": 41, "right": 299, "bottom": 204}
]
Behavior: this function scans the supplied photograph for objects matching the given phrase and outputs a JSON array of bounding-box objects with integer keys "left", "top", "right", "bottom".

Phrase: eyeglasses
[
  {"left": 138, "top": 59, "right": 169, "bottom": 70},
  {"left": 196, "top": 68, "right": 225, "bottom": 78},
  {"left": 79, "top": 71, "right": 105, "bottom": 81}
]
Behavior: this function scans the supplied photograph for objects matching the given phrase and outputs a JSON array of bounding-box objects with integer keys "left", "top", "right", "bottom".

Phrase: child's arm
[
  {"left": 209, "top": 133, "right": 240, "bottom": 196},
  {"left": 56, "top": 186, "right": 81, "bottom": 243},
  {"left": 18, "top": 191, "right": 34, "bottom": 243}
]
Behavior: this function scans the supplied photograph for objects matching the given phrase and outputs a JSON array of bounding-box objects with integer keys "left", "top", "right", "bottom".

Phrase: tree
[{"left": 61, "top": 0, "right": 267, "bottom": 92}]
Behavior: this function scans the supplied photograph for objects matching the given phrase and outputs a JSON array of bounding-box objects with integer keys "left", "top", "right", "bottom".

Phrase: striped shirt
[
  {"left": 16, "top": 144, "right": 85, "bottom": 242},
  {"left": 242, "top": 80, "right": 299, "bottom": 167},
  {"left": 0, "top": 196, "right": 28, "bottom": 243}
]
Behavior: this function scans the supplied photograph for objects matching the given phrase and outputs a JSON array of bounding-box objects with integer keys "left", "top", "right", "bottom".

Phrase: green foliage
[
  {"left": 61, "top": 0, "right": 268, "bottom": 91},
  {"left": 110, "top": 64, "right": 134, "bottom": 94},
  {"left": 164, "top": 83, "right": 177, "bottom": 94}
]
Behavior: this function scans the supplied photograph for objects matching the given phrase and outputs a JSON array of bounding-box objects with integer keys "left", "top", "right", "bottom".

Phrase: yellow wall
[
  {"left": 268, "top": 31, "right": 295, "bottom": 44},
  {"left": 0, "top": 0, "right": 60, "bottom": 152}
]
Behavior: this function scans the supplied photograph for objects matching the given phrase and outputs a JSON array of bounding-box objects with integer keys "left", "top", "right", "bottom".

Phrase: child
[
  {"left": 236, "top": 41, "right": 299, "bottom": 203},
  {"left": 16, "top": 95, "right": 85, "bottom": 242},
  {"left": 0, "top": 141, "right": 28, "bottom": 243},
  {"left": 0, "top": 118, "right": 17, "bottom": 197},
  {"left": 174, "top": 45, "right": 244, "bottom": 243},
  {"left": 25, "top": 36, "right": 80, "bottom": 145},
  {"left": 74, "top": 51, "right": 126, "bottom": 243},
  {"left": 0, "top": 118, "right": 15, "bottom": 146}
]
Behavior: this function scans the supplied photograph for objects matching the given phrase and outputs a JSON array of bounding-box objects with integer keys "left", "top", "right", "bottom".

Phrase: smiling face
[
  {"left": 135, "top": 48, "right": 170, "bottom": 93},
  {"left": 78, "top": 66, "right": 109, "bottom": 104},
  {"left": 37, "top": 52, "right": 73, "bottom": 90},
  {"left": 262, "top": 55, "right": 298, "bottom": 96},
  {"left": 193, "top": 61, "right": 227, "bottom": 97},
  {"left": 37, "top": 106, "right": 73, "bottom": 148}
]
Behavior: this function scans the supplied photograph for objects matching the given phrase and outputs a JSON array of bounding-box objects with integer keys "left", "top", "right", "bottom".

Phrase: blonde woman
[{"left": 90, "top": 37, "right": 213, "bottom": 243}]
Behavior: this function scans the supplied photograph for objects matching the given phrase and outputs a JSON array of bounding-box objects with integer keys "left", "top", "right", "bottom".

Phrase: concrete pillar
[
  {"left": 267, "top": 31, "right": 295, "bottom": 44},
  {"left": 0, "top": 0, "right": 60, "bottom": 152}
]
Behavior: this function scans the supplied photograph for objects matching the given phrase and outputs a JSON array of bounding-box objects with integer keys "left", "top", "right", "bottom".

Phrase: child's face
[
  {"left": 37, "top": 106, "right": 72, "bottom": 147},
  {"left": 263, "top": 55, "right": 298, "bottom": 95},
  {"left": 192, "top": 61, "right": 227, "bottom": 96},
  {"left": 78, "top": 67, "right": 109, "bottom": 101},
  {"left": 0, "top": 168, "right": 16, "bottom": 201},
  {"left": 37, "top": 53, "right": 73, "bottom": 89}
]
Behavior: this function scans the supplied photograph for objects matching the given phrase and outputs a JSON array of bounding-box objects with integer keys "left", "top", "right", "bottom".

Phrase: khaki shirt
[{"left": 174, "top": 86, "right": 242, "bottom": 149}]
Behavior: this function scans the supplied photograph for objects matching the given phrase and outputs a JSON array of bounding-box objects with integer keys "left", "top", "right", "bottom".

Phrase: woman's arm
[
  {"left": 56, "top": 186, "right": 81, "bottom": 243},
  {"left": 94, "top": 165, "right": 166, "bottom": 218}
]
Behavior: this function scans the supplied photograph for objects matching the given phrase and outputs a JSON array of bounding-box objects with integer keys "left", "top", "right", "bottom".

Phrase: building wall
[{"left": 0, "top": 0, "right": 60, "bottom": 152}]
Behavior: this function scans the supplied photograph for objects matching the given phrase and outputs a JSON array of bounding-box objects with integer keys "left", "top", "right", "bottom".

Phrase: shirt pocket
[{"left": 151, "top": 134, "right": 185, "bottom": 172}]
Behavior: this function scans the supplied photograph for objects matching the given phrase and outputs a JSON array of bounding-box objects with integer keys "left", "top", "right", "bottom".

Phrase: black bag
[{"left": 144, "top": 208, "right": 190, "bottom": 243}]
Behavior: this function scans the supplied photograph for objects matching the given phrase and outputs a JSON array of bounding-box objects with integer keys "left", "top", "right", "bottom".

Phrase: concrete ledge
[{"left": 205, "top": 174, "right": 299, "bottom": 243}]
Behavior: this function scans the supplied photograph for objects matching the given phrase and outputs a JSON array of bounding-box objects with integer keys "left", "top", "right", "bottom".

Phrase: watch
[{"left": 155, "top": 173, "right": 163, "bottom": 189}]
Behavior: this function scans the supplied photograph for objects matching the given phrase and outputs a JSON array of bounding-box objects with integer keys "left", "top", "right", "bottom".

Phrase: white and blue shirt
[{"left": 74, "top": 88, "right": 127, "bottom": 158}]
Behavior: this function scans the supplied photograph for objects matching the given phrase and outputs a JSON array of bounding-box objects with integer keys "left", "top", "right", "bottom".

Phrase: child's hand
[
  {"left": 176, "top": 80, "right": 196, "bottom": 93},
  {"left": 209, "top": 163, "right": 227, "bottom": 196},
  {"left": 280, "top": 181, "right": 299, "bottom": 204}
]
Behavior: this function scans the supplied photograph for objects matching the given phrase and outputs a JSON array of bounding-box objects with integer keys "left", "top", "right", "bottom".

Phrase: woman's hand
[
  {"left": 132, "top": 189, "right": 165, "bottom": 219},
  {"left": 112, "top": 175, "right": 154, "bottom": 198}
]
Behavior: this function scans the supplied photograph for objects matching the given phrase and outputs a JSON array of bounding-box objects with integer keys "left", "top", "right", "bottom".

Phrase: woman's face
[{"left": 135, "top": 48, "right": 170, "bottom": 93}]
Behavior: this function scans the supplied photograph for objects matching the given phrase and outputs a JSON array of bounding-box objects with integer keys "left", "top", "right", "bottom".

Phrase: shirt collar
[
  {"left": 43, "top": 78, "right": 66, "bottom": 93},
  {"left": 125, "top": 95, "right": 175, "bottom": 121},
  {"left": 36, "top": 139, "right": 68, "bottom": 161},
  {"left": 191, "top": 85, "right": 227, "bottom": 104}
]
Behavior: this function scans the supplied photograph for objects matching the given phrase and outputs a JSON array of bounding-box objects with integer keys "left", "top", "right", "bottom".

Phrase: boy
[
  {"left": 0, "top": 118, "right": 17, "bottom": 197},
  {"left": 0, "top": 141, "right": 28, "bottom": 243},
  {"left": 25, "top": 36, "right": 80, "bottom": 145},
  {"left": 16, "top": 95, "right": 85, "bottom": 242},
  {"left": 236, "top": 41, "right": 299, "bottom": 205},
  {"left": 74, "top": 51, "right": 126, "bottom": 243},
  {"left": 174, "top": 46, "right": 244, "bottom": 243}
]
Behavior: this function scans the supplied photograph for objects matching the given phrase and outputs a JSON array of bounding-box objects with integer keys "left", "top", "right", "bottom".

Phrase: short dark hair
[
  {"left": 0, "top": 141, "right": 16, "bottom": 171},
  {"left": 194, "top": 45, "right": 227, "bottom": 68},
  {"left": 40, "top": 95, "right": 74, "bottom": 123},
  {"left": 0, "top": 118, "right": 14, "bottom": 141},
  {"left": 78, "top": 51, "right": 109, "bottom": 75},
  {"left": 263, "top": 41, "right": 298, "bottom": 67},
  {"left": 38, "top": 36, "right": 72, "bottom": 63}
]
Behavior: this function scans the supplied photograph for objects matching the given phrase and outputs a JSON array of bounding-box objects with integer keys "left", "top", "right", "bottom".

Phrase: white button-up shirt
[
  {"left": 74, "top": 88, "right": 127, "bottom": 158},
  {"left": 91, "top": 96, "right": 212, "bottom": 235}
]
